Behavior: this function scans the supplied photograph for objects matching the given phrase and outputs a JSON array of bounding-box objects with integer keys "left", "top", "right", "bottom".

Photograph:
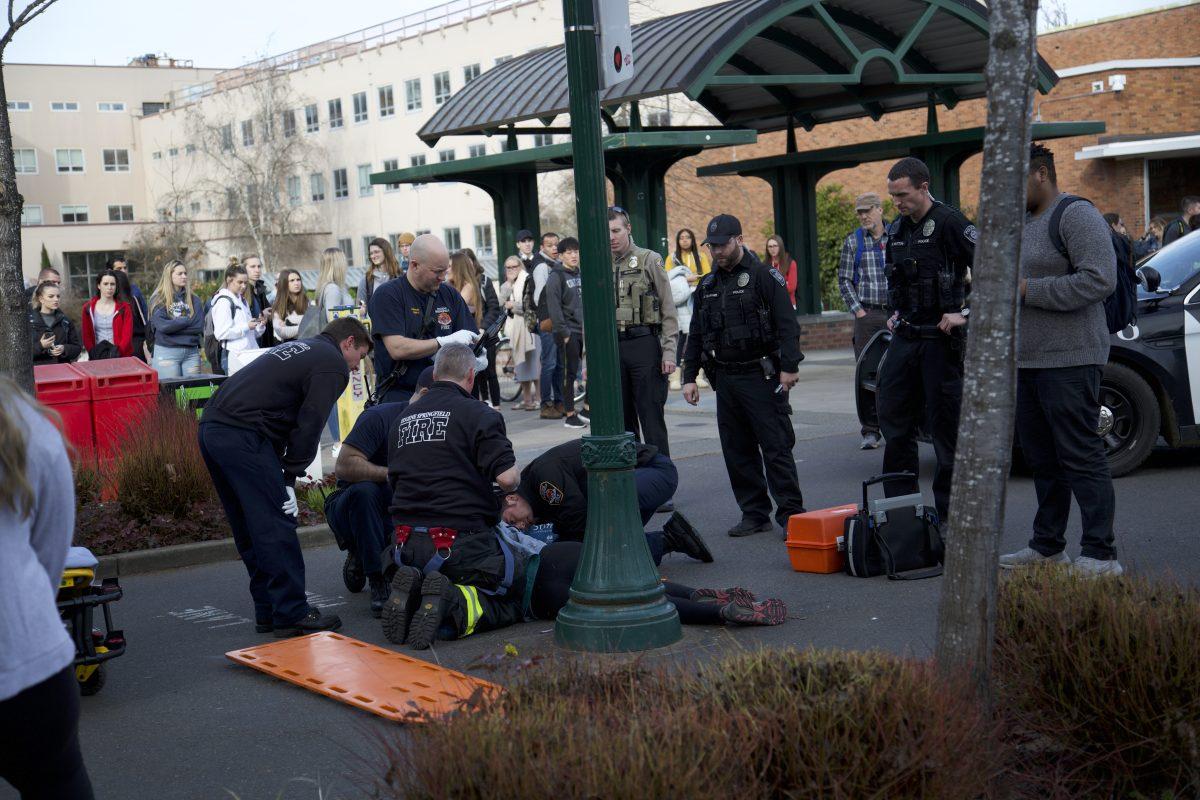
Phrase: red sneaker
[
  {"left": 690, "top": 587, "right": 756, "bottom": 606},
  {"left": 719, "top": 598, "right": 787, "bottom": 626}
]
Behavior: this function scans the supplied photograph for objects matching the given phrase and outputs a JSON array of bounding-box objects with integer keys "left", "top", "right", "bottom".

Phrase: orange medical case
[{"left": 786, "top": 504, "right": 858, "bottom": 573}]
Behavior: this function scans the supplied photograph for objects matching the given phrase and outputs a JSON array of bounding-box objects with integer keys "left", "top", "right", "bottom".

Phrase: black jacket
[
  {"left": 200, "top": 334, "right": 349, "bottom": 482},
  {"left": 28, "top": 308, "right": 82, "bottom": 365},
  {"left": 250, "top": 279, "right": 275, "bottom": 348},
  {"left": 479, "top": 274, "right": 504, "bottom": 330},
  {"left": 517, "top": 439, "right": 658, "bottom": 540}
]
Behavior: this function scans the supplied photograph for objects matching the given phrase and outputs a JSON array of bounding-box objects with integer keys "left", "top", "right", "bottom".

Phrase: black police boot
[
  {"left": 342, "top": 552, "right": 366, "bottom": 594},
  {"left": 406, "top": 572, "right": 456, "bottom": 650},
  {"left": 662, "top": 512, "right": 714, "bottom": 563},
  {"left": 382, "top": 566, "right": 423, "bottom": 645},
  {"left": 273, "top": 607, "right": 342, "bottom": 638},
  {"left": 727, "top": 518, "right": 774, "bottom": 538},
  {"left": 368, "top": 575, "right": 391, "bottom": 619}
]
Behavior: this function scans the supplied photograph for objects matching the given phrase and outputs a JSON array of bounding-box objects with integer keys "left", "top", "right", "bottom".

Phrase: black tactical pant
[
  {"left": 619, "top": 331, "right": 670, "bottom": 456},
  {"left": 441, "top": 583, "right": 525, "bottom": 640},
  {"left": 713, "top": 367, "right": 805, "bottom": 528},
  {"left": 876, "top": 332, "right": 964, "bottom": 522}
]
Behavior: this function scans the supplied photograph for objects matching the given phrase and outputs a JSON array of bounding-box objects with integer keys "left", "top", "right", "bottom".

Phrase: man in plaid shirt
[{"left": 837, "top": 192, "right": 890, "bottom": 449}]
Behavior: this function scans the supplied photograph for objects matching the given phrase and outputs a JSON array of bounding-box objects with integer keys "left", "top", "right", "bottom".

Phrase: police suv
[{"left": 856, "top": 231, "right": 1200, "bottom": 477}]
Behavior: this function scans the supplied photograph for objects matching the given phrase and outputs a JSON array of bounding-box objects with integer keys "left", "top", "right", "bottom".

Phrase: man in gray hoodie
[{"left": 1000, "top": 143, "right": 1123, "bottom": 577}]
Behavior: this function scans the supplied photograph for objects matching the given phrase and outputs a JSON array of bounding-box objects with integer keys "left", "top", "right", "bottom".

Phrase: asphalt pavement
[{"left": 12, "top": 351, "right": 1198, "bottom": 800}]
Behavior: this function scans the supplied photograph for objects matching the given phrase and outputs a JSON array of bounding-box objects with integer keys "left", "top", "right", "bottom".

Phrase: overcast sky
[{"left": 6, "top": 0, "right": 1178, "bottom": 68}]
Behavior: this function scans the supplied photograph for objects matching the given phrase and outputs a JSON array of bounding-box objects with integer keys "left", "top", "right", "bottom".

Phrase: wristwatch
[{"left": 960, "top": 308, "right": 970, "bottom": 319}]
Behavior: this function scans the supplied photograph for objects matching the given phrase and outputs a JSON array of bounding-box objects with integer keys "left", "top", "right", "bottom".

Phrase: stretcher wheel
[
  {"left": 342, "top": 552, "right": 366, "bottom": 594},
  {"left": 79, "top": 664, "right": 106, "bottom": 696}
]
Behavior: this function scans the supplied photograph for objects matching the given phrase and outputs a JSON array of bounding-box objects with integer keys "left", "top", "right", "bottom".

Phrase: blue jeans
[
  {"left": 153, "top": 345, "right": 201, "bottom": 378},
  {"left": 538, "top": 331, "right": 563, "bottom": 404},
  {"left": 634, "top": 453, "right": 679, "bottom": 565},
  {"left": 324, "top": 482, "right": 392, "bottom": 576}
]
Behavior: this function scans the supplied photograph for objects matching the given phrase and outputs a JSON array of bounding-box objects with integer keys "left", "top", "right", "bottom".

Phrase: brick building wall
[{"left": 664, "top": 3, "right": 1200, "bottom": 255}]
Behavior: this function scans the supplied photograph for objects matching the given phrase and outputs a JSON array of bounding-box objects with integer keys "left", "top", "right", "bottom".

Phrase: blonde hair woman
[
  {"left": 447, "top": 250, "right": 483, "bottom": 328},
  {"left": 149, "top": 260, "right": 205, "bottom": 378},
  {"left": 315, "top": 246, "right": 354, "bottom": 447}
]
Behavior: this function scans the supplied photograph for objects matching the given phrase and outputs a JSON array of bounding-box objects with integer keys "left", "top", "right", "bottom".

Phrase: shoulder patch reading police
[
  {"left": 963, "top": 224, "right": 979, "bottom": 244},
  {"left": 769, "top": 268, "right": 786, "bottom": 287},
  {"left": 922, "top": 219, "right": 936, "bottom": 237},
  {"left": 539, "top": 481, "right": 564, "bottom": 506}
]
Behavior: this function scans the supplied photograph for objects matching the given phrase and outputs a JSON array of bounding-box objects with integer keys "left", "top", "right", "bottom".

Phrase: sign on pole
[{"left": 596, "top": 0, "right": 634, "bottom": 89}]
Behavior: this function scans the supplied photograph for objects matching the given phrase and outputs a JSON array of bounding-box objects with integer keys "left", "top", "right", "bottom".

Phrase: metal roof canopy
[{"left": 418, "top": 0, "right": 1059, "bottom": 144}]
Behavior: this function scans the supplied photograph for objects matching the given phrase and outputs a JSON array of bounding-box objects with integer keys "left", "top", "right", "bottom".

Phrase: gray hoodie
[{"left": 1019, "top": 193, "right": 1117, "bottom": 369}]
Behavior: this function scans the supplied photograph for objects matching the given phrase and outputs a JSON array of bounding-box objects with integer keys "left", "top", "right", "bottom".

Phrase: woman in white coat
[
  {"left": 211, "top": 262, "right": 264, "bottom": 374},
  {"left": 500, "top": 255, "right": 540, "bottom": 410}
]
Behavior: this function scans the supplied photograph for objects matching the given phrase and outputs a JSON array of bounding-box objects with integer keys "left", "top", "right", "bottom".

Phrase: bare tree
[
  {"left": 935, "top": 0, "right": 1041, "bottom": 703},
  {"left": 184, "top": 68, "right": 323, "bottom": 270},
  {"left": 0, "top": 0, "right": 60, "bottom": 390},
  {"left": 1039, "top": 0, "right": 1069, "bottom": 30}
]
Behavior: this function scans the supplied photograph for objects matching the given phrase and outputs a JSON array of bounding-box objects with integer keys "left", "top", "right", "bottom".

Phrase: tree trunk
[
  {"left": 934, "top": 0, "right": 1041, "bottom": 704},
  {"left": 0, "top": 61, "right": 33, "bottom": 392}
]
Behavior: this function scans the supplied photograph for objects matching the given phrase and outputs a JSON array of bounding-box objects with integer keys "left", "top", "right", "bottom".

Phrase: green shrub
[
  {"left": 73, "top": 464, "right": 101, "bottom": 507},
  {"left": 115, "top": 402, "right": 215, "bottom": 521},
  {"left": 996, "top": 568, "right": 1200, "bottom": 795},
  {"left": 373, "top": 649, "right": 998, "bottom": 800}
]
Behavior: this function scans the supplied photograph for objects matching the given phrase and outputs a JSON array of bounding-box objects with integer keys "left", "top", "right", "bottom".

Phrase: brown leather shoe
[
  {"left": 554, "top": 401, "right": 566, "bottom": 416},
  {"left": 539, "top": 402, "right": 563, "bottom": 419}
]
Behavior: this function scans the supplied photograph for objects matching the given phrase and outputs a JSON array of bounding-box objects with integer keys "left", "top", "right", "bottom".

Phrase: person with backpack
[
  {"left": 1000, "top": 142, "right": 1123, "bottom": 578},
  {"left": 148, "top": 259, "right": 204, "bottom": 378},
  {"left": 1161, "top": 196, "right": 1200, "bottom": 247},
  {"left": 207, "top": 263, "right": 263, "bottom": 374},
  {"left": 837, "top": 192, "right": 890, "bottom": 450}
]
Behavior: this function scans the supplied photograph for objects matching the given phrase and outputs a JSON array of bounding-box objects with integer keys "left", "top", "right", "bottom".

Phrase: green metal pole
[{"left": 554, "top": 0, "right": 681, "bottom": 652}]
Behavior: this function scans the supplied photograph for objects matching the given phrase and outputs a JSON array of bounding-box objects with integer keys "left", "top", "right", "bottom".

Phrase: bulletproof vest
[
  {"left": 887, "top": 214, "right": 967, "bottom": 319},
  {"left": 697, "top": 267, "right": 775, "bottom": 355},
  {"left": 613, "top": 246, "right": 663, "bottom": 329}
]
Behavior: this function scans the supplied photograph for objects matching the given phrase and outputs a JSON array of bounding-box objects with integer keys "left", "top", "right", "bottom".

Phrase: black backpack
[
  {"left": 1048, "top": 195, "right": 1138, "bottom": 334},
  {"left": 844, "top": 474, "right": 944, "bottom": 581},
  {"left": 202, "top": 295, "right": 235, "bottom": 375}
]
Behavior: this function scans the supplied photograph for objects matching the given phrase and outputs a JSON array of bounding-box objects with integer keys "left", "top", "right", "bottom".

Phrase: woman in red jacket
[
  {"left": 81, "top": 270, "right": 134, "bottom": 358},
  {"left": 765, "top": 235, "right": 799, "bottom": 308}
]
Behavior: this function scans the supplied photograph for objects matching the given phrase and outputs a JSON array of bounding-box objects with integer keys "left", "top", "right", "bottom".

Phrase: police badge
[
  {"left": 737, "top": 272, "right": 750, "bottom": 287},
  {"left": 922, "top": 219, "right": 936, "bottom": 237},
  {"left": 629, "top": 255, "right": 638, "bottom": 269}
]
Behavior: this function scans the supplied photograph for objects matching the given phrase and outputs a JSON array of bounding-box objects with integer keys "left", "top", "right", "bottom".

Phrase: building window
[
  {"left": 415, "top": 229, "right": 431, "bottom": 237},
  {"left": 473, "top": 224, "right": 494, "bottom": 255},
  {"left": 433, "top": 71, "right": 451, "bottom": 106},
  {"left": 287, "top": 175, "right": 302, "bottom": 206},
  {"left": 21, "top": 206, "right": 42, "bottom": 226},
  {"left": 168, "top": 147, "right": 178, "bottom": 157},
  {"left": 468, "top": 144, "right": 487, "bottom": 159},
  {"left": 443, "top": 227, "right": 462, "bottom": 250},
  {"left": 152, "top": 151, "right": 162, "bottom": 160},
  {"left": 361, "top": 236, "right": 375, "bottom": 263},
  {"left": 50, "top": 101, "right": 80, "bottom": 112},
  {"left": 388, "top": 233, "right": 400, "bottom": 252},
  {"left": 7, "top": 100, "right": 30, "bottom": 111},
  {"left": 382, "top": 158, "right": 400, "bottom": 191},
  {"left": 338, "top": 238, "right": 353, "bottom": 266},
  {"left": 410, "top": 154, "right": 427, "bottom": 168},
  {"left": 219, "top": 124, "right": 233, "bottom": 151},
  {"left": 55, "top": 148, "right": 85, "bottom": 173},
  {"left": 189, "top": 201, "right": 201, "bottom": 216},
  {"left": 404, "top": 78, "right": 422, "bottom": 112},
  {"left": 108, "top": 205, "right": 134, "bottom": 222},
  {"left": 185, "top": 143, "right": 196, "bottom": 155},
  {"left": 378, "top": 85, "right": 394, "bottom": 117},
  {"left": 357, "top": 164, "right": 373, "bottom": 197},
  {"left": 304, "top": 103, "right": 319, "bottom": 133},
  {"left": 332, "top": 167, "right": 348, "bottom": 199},
  {"left": 310, "top": 173, "right": 326, "bottom": 202},
  {"left": 60, "top": 205, "right": 89, "bottom": 224},
  {"left": 495, "top": 55, "right": 512, "bottom": 66},
  {"left": 241, "top": 120, "right": 254, "bottom": 147},
  {"left": 646, "top": 109, "right": 670, "bottom": 127},
  {"left": 499, "top": 137, "right": 517, "bottom": 152},
  {"left": 463, "top": 63, "right": 480, "bottom": 84},
  {"left": 352, "top": 91, "right": 368, "bottom": 123},
  {"left": 438, "top": 149, "right": 456, "bottom": 163},
  {"left": 328, "top": 98, "right": 343, "bottom": 129},
  {"left": 532, "top": 133, "right": 554, "bottom": 148},
  {"left": 97, "top": 101, "right": 126, "bottom": 112},
  {"left": 14, "top": 148, "right": 37, "bottom": 174},
  {"left": 282, "top": 109, "right": 296, "bottom": 138}
]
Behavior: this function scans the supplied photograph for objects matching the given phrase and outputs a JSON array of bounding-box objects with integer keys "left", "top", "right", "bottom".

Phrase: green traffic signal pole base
[{"left": 554, "top": 433, "right": 682, "bottom": 653}]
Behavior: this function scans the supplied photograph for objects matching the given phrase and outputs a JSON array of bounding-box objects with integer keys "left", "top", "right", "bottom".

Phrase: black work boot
[
  {"left": 727, "top": 518, "right": 773, "bottom": 538},
  {"left": 662, "top": 512, "right": 714, "bottom": 563},
  {"left": 273, "top": 607, "right": 342, "bottom": 638},
  {"left": 406, "top": 572, "right": 456, "bottom": 650},
  {"left": 368, "top": 575, "right": 391, "bottom": 619},
  {"left": 382, "top": 566, "right": 422, "bottom": 645}
]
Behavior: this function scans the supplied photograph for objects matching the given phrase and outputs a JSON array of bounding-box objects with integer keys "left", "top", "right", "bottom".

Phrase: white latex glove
[
  {"left": 281, "top": 485, "right": 298, "bottom": 518},
  {"left": 436, "top": 329, "right": 478, "bottom": 348},
  {"left": 474, "top": 352, "right": 488, "bottom": 373}
]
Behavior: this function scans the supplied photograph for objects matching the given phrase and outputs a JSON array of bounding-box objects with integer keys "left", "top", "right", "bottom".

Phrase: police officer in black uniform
[
  {"left": 878, "top": 157, "right": 978, "bottom": 523},
  {"left": 198, "top": 317, "right": 372, "bottom": 637},
  {"left": 367, "top": 233, "right": 484, "bottom": 404},
  {"left": 381, "top": 344, "right": 523, "bottom": 649},
  {"left": 682, "top": 214, "right": 806, "bottom": 538}
]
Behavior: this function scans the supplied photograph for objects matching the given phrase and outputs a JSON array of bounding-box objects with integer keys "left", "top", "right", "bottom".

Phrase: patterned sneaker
[
  {"left": 999, "top": 547, "right": 1071, "bottom": 570},
  {"left": 690, "top": 587, "right": 756, "bottom": 606},
  {"left": 1070, "top": 556, "right": 1125, "bottom": 578},
  {"left": 720, "top": 598, "right": 787, "bottom": 626}
]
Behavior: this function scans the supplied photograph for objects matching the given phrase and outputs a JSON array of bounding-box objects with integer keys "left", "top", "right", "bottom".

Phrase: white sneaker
[
  {"left": 998, "top": 547, "right": 1071, "bottom": 569},
  {"left": 329, "top": 441, "right": 342, "bottom": 460},
  {"left": 1070, "top": 556, "right": 1125, "bottom": 578}
]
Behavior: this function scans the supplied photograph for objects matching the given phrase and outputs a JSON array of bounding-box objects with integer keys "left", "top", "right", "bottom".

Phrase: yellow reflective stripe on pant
[{"left": 456, "top": 584, "right": 483, "bottom": 637}]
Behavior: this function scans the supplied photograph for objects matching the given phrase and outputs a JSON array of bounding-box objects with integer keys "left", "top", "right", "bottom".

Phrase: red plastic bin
[
  {"left": 34, "top": 363, "right": 95, "bottom": 467},
  {"left": 72, "top": 358, "right": 159, "bottom": 463}
]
